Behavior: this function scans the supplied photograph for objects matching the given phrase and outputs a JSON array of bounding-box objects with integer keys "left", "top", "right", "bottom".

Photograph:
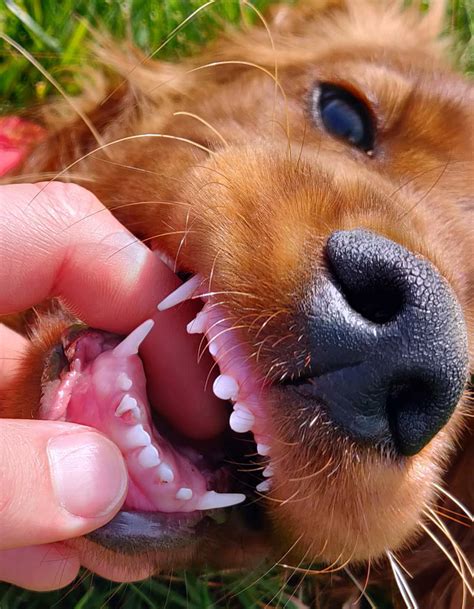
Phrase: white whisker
[
  {"left": 387, "top": 551, "right": 418, "bottom": 609},
  {"left": 420, "top": 523, "right": 474, "bottom": 596},
  {"left": 433, "top": 482, "right": 474, "bottom": 522},
  {"left": 421, "top": 524, "right": 474, "bottom": 596}
]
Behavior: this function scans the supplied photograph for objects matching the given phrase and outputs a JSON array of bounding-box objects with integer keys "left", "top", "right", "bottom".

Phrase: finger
[
  {"left": 0, "top": 543, "right": 79, "bottom": 591},
  {"left": 0, "top": 183, "right": 227, "bottom": 438},
  {"left": 0, "top": 182, "right": 173, "bottom": 330},
  {"left": 0, "top": 324, "right": 29, "bottom": 387},
  {"left": 0, "top": 420, "right": 127, "bottom": 550}
]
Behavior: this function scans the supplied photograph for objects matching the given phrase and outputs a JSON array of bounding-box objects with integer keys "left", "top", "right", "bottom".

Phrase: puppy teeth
[
  {"left": 263, "top": 465, "right": 274, "bottom": 478},
  {"left": 256, "top": 480, "right": 272, "bottom": 493},
  {"left": 123, "top": 424, "right": 151, "bottom": 447},
  {"left": 208, "top": 341, "right": 219, "bottom": 357},
  {"left": 186, "top": 312, "right": 207, "bottom": 334},
  {"left": 213, "top": 374, "right": 239, "bottom": 401},
  {"left": 113, "top": 319, "right": 154, "bottom": 358},
  {"left": 176, "top": 487, "right": 193, "bottom": 501},
  {"left": 229, "top": 406, "right": 255, "bottom": 433},
  {"left": 157, "top": 274, "right": 202, "bottom": 311},
  {"left": 257, "top": 444, "right": 271, "bottom": 456},
  {"left": 117, "top": 372, "right": 133, "bottom": 391},
  {"left": 115, "top": 394, "right": 139, "bottom": 418},
  {"left": 196, "top": 491, "right": 246, "bottom": 510},
  {"left": 157, "top": 462, "right": 174, "bottom": 483},
  {"left": 137, "top": 445, "right": 160, "bottom": 468}
]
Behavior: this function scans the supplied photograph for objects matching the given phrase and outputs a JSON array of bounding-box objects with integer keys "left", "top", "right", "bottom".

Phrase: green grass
[
  {"left": 0, "top": 1, "right": 472, "bottom": 607},
  {"left": 0, "top": 0, "right": 277, "bottom": 112}
]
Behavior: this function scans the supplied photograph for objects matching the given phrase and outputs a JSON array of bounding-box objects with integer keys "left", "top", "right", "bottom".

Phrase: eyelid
[{"left": 311, "top": 82, "right": 376, "bottom": 154}]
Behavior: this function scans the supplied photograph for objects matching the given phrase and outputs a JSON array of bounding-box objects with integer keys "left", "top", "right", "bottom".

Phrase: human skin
[{"left": 0, "top": 182, "right": 227, "bottom": 590}]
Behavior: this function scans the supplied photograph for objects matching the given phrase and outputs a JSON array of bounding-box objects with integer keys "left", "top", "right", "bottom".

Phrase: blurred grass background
[{"left": 0, "top": 0, "right": 472, "bottom": 607}]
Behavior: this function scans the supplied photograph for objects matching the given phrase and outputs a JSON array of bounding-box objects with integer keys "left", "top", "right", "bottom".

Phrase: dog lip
[
  {"left": 87, "top": 510, "right": 212, "bottom": 554},
  {"left": 281, "top": 360, "right": 364, "bottom": 385}
]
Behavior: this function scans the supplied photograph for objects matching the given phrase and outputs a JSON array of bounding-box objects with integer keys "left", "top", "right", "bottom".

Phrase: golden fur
[{"left": 2, "top": 1, "right": 473, "bottom": 606}]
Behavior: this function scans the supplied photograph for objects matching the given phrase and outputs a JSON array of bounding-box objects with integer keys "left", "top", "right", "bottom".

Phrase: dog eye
[{"left": 313, "top": 83, "right": 375, "bottom": 153}]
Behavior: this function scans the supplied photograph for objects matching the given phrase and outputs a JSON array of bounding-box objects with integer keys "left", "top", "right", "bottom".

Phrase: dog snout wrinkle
[{"left": 300, "top": 229, "right": 468, "bottom": 456}]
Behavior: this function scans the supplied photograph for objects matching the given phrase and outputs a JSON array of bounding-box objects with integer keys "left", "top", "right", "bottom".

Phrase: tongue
[{"left": 41, "top": 321, "right": 245, "bottom": 514}]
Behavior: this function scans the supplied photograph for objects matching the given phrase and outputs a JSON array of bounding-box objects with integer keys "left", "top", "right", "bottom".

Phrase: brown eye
[{"left": 312, "top": 83, "right": 375, "bottom": 152}]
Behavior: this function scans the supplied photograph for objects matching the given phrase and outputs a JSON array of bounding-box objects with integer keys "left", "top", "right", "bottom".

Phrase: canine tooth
[
  {"left": 113, "top": 319, "right": 154, "bottom": 358},
  {"left": 213, "top": 374, "right": 239, "bottom": 401},
  {"left": 124, "top": 424, "right": 151, "bottom": 447},
  {"left": 263, "top": 465, "right": 274, "bottom": 478},
  {"left": 257, "top": 444, "right": 271, "bottom": 456},
  {"left": 186, "top": 312, "right": 207, "bottom": 334},
  {"left": 208, "top": 340, "right": 219, "bottom": 357},
  {"left": 176, "top": 487, "right": 193, "bottom": 501},
  {"left": 157, "top": 462, "right": 174, "bottom": 483},
  {"left": 157, "top": 274, "right": 202, "bottom": 311},
  {"left": 229, "top": 406, "right": 255, "bottom": 433},
  {"left": 256, "top": 480, "right": 272, "bottom": 493},
  {"left": 115, "top": 394, "right": 139, "bottom": 418},
  {"left": 117, "top": 372, "right": 133, "bottom": 391},
  {"left": 137, "top": 445, "right": 160, "bottom": 468},
  {"left": 196, "top": 491, "right": 246, "bottom": 510}
]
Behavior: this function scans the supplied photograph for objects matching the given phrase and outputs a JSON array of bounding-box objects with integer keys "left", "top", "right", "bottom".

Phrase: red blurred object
[{"left": 0, "top": 117, "right": 46, "bottom": 176}]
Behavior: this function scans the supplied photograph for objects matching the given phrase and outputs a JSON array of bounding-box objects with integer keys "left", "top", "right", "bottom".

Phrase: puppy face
[{"left": 10, "top": 0, "right": 473, "bottom": 595}]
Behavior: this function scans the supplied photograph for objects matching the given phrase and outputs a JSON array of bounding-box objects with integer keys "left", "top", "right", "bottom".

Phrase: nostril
[
  {"left": 386, "top": 375, "right": 434, "bottom": 454},
  {"left": 387, "top": 377, "right": 431, "bottom": 414},
  {"left": 308, "top": 229, "right": 469, "bottom": 455},
  {"left": 327, "top": 265, "right": 405, "bottom": 324},
  {"left": 325, "top": 230, "right": 408, "bottom": 324}
]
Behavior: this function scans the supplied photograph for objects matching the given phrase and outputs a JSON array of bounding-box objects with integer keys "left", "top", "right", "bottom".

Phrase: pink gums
[{"left": 40, "top": 331, "right": 215, "bottom": 513}]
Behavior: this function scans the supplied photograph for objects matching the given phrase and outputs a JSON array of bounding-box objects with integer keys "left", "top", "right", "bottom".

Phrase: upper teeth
[
  {"left": 157, "top": 274, "right": 202, "bottom": 311},
  {"left": 212, "top": 374, "right": 239, "bottom": 401},
  {"left": 229, "top": 406, "right": 255, "bottom": 433},
  {"left": 186, "top": 312, "right": 207, "bottom": 334},
  {"left": 263, "top": 465, "right": 274, "bottom": 478},
  {"left": 208, "top": 340, "right": 219, "bottom": 357},
  {"left": 256, "top": 480, "right": 272, "bottom": 493},
  {"left": 257, "top": 443, "right": 270, "bottom": 456}
]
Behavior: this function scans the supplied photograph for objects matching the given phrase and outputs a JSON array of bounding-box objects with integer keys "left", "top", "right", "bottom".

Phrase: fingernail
[{"left": 47, "top": 432, "right": 127, "bottom": 519}]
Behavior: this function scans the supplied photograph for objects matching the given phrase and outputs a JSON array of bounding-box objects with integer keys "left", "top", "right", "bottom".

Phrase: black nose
[{"left": 302, "top": 229, "right": 468, "bottom": 456}]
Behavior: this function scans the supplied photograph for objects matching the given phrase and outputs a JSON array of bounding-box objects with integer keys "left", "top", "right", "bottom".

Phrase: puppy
[{"left": 2, "top": 0, "right": 473, "bottom": 606}]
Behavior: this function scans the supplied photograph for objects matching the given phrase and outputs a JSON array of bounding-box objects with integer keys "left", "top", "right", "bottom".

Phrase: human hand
[{"left": 0, "top": 182, "right": 226, "bottom": 589}]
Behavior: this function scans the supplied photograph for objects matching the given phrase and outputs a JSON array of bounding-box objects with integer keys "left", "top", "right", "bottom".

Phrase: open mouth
[{"left": 39, "top": 274, "right": 274, "bottom": 553}]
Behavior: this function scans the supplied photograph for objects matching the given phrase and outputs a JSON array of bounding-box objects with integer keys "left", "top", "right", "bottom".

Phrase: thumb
[
  {"left": 0, "top": 544, "right": 80, "bottom": 591},
  {"left": 0, "top": 419, "right": 127, "bottom": 550}
]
